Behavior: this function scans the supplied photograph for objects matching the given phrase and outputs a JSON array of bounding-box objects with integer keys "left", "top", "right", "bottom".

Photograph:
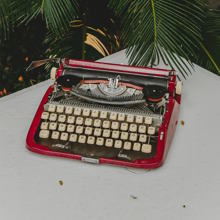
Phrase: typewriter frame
[{"left": 26, "top": 59, "right": 181, "bottom": 169}]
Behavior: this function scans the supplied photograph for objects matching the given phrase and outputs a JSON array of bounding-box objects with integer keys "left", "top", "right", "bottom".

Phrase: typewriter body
[{"left": 26, "top": 59, "right": 182, "bottom": 169}]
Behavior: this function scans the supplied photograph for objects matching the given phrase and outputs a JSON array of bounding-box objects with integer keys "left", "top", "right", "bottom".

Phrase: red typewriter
[{"left": 26, "top": 59, "right": 182, "bottom": 169}]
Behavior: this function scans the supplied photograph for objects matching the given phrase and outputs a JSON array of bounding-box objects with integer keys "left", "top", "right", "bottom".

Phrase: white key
[
  {"left": 105, "top": 139, "right": 113, "bottom": 147},
  {"left": 145, "top": 117, "right": 152, "bottom": 125},
  {"left": 41, "top": 112, "right": 49, "bottom": 120},
  {"left": 91, "top": 110, "right": 99, "bottom": 118},
  {"left": 85, "top": 118, "right": 93, "bottom": 126},
  {"left": 49, "top": 122, "right": 57, "bottom": 130},
  {"left": 123, "top": 141, "right": 132, "bottom": 150},
  {"left": 141, "top": 144, "right": 152, "bottom": 153},
  {"left": 47, "top": 104, "right": 56, "bottom": 112},
  {"left": 94, "top": 128, "right": 102, "bottom": 137},
  {"left": 133, "top": 143, "right": 141, "bottom": 151},
  {"left": 67, "top": 116, "right": 75, "bottom": 124},
  {"left": 40, "top": 122, "right": 48, "bottom": 130},
  {"left": 120, "top": 123, "right": 128, "bottom": 131},
  {"left": 103, "top": 120, "right": 111, "bottom": 129},
  {"left": 110, "top": 112, "right": 117, "bottom": 120},
  {"left": 148, "top": 127, "right": 156, "bottom": 135},
  {"left": 85, "top": 127, "right": 93, "bottom": 135},
  {"left": 51, "top": 131, "right": 60, "bottom": 140},
  {"left": 129, "top": 124, "right": 137, "bottom": 132},
  {"left": 56, "top": 105, "right": 64, "bottom": 113},
  {"left": 135, "top": 115, "right": 143, "bottom": 124},
  {"left": 112, "top": 131, "right": 120, "bottom": 139},
  {"left": 74, "top": 107, "right": 82, "bottom": 116},
  {"left": 100, "top": 111, "right": 108, "bottom": 119},
  {"left": 114, "top": 140, "right": 122, "bottom": 149},
  {"left": 129, "top": 133, "right": 138, "bottom": 141},
  {"left": 121, "top": 132, "right": 128, "bottom": 140},
  {"left": 87, "top": 136, "right": 95, "bottom": 145},
  {"left": 96, "top": 137, "right": 104, "bottom": 146},
  {"left": 118, "top": 113, "right": 125, "bottom": 121},
  {"left": 103, "top": 129, "right": 111, "bottom": 138},
  {"left": 67, "top": 124, "right": 75, "bottom": 133},
  {"left": 58, "top": 114, "right": 66, "bottom": 123},
  {"left": 94, "top": 119, "right": 101, "bottom": 127},
  {"left": 76, "top": 117, "right": 84, "bottom": 125},
  {"left": 111, "top": 121, "right": 119, "bottom": 130},
  {"left": 39, "top": 130, "right": 50, "bottom": 138},
  {"left": 76, "top": 126, "right": 83, "bottom": 134},
  {"left": 126, "top": 114, "right": 134, "bottom": 123},
  {"left": 82, "top": 108, "right": 90, "bottom": 116},
  {"left": 139, "top": 134, "right": 147, "bottom": 143},
  {"left": 78, "top": 135, "right": 86, "bottom": 143},
  {"left": 49, "top": 113, "right": 57, "bottom": 121},
  {"left": 69, "top": 134, "right": 78, "bottom": 142},
  {"left": 60, "top": 132, "right": 68, "bottom": 141},
  {"left": 65, "top": 106, "right": 73, "bottom": 114},
  {"left": 138, "top": 125, "right": 146, "bottom": 134},
  {"left": 58, "top": 123, "right": 66, "bottom": 132}
]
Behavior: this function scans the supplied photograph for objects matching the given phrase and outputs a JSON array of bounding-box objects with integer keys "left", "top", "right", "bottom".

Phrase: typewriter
[{"left": 26, "top": 59, "right": 182, "bottom": 169}]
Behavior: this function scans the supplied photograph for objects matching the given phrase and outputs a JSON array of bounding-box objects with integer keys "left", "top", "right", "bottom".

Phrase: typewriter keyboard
[{"left": 36, "top": 103, "right": 160, "bottom": 161}]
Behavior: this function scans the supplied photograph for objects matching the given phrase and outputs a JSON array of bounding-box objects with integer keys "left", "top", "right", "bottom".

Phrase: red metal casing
[{"left": 26, "top": 59, "right": 181, "bottom": 169}]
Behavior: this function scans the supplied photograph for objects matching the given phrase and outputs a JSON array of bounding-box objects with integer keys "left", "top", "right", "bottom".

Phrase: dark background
[{"left": 0, "top": 0, "right": 219, "bottom": 97}]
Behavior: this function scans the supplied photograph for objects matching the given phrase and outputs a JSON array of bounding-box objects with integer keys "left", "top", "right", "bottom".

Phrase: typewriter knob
[
  {"left": 144, "top": 85, "right": 166, "bottom": 102},
  {"left": 176, "top": 81, "right": 182, "bottom": 95},
  {"left": 57, "top": 75, "right": 79, "bottom": 88},
  {"left": 50, "top": 67, "right": 57, "bottom": 80}
]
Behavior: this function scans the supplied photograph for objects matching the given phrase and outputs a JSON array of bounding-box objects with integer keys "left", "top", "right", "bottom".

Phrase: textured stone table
[{"left": 0, "top": 50, "right": 220, "bottom": 220}]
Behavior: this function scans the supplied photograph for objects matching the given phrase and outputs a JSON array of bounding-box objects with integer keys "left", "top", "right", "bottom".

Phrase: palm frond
[
  {"left": 45, "top": 20, "right": 120, "bottom": 60},
  {"left": 10, "top": 0, "right": 79, "bottom": 34},
  {"left": 109, "top": 0, "right": 205, "bottom": 77},
  {"left": 0, "top": 0, "right": 9, "bottom": 38},
  {"left": 195, "top": 9, "right": 220, "bottom": 74},
  {"left": 85, "top": 32, "right": 110, "bottom": 56}
]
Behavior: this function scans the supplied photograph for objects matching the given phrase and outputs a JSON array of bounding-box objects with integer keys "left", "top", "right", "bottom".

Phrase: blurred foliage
[
  {"left": 0, "top": 0, "right": 219, "bottom": 97},
  {"left": 0, "top": 0, "right": 120, "bottom": 97},
  {"left": 45, "top": 0, "right": 120, "bottom": 60},
  {"left": 0, "top": 18, "right": 48, "bottom": 95},
  {"left": 194, "top": 9, "right": 220, "bottom": 73}
]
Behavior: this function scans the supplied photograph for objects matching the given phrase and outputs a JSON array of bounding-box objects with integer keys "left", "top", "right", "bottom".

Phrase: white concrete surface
[{"left": 0, "top": 50, "right": 220, "bottom": 220}]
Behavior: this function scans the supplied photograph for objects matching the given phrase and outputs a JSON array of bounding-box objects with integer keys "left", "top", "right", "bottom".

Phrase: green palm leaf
[
  {"left": 195, "top": 9, "right": 220, "bottom": 74},
  {"left": 10, "top": 0, "right": 79, "bottom": 34},
  {"left": 109, "top": 0, "right": 206, "bottom": 77},
  {"left": 0, "top": 0, "right": 9, "bottom": 37},
  {"left": 45, "top": 21, "right": 120, "bottom": 60}
]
